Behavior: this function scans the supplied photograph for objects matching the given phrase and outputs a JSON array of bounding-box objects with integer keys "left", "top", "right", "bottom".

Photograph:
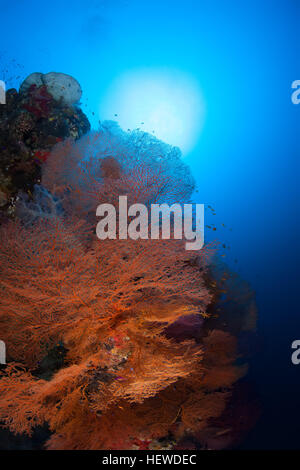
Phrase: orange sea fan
[{"left": 0, "top": 126, "right": 251, "bottom": 449}]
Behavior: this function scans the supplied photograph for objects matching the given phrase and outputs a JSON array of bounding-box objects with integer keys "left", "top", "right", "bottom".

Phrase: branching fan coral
[{"left": 0, "top": 124, "right": 253, "bottom": 450}]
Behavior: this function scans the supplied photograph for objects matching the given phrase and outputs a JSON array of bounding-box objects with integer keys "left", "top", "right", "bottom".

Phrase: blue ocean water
[{"left": 1, "top": 0, "right": 299, "bottom": 448}]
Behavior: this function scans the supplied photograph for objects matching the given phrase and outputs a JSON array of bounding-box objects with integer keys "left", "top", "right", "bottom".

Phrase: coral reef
[
  {"left": 0, "top": 73, "right": 90, "bottom": 221},
  {"left": 0, "top": 124, "right": 257, "bottom": 450}
]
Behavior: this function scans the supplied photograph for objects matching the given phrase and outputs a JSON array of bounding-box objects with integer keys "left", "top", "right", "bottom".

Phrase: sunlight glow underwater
[{"left": 99, "top": 69, "right": 206, "bottom": 155}]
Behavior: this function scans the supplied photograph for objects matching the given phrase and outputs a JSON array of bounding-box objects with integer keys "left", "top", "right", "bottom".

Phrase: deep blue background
[{"left": 1, "top": 0, "right": 299, "bottom": 448}]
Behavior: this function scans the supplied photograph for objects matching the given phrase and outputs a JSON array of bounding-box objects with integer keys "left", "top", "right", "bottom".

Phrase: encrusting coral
[{"left": 0, "top": 122, "right": 256, "bottom": 450}]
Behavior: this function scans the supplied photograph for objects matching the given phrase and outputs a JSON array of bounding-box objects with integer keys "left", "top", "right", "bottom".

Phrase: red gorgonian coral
[{"left": 0, "top": 124, "right": 255, "bottom": 449}]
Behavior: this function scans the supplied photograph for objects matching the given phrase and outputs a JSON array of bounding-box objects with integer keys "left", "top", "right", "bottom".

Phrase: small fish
[{"left": 215, "top": 428, "right": 232, "bottom": 437}]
